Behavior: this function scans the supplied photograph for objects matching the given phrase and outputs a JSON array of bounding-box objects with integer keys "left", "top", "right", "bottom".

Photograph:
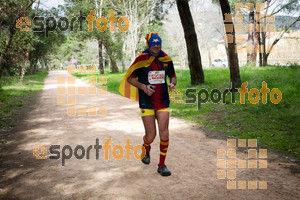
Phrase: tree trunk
[
  {"left": 103, "top": 44, "right": 119, "bottom": 73},
  {"left": 98, "top": 40, "right": 104, "bottom": 74},
  {"left": 0, "top": 57, "right": 5, "bottom": 78},
  {"left": 176, "top": 0, "right": 204, "bottom": 85},
  {"left": 219, "top": 0, "right": 241, "bottom": 85},
  {"left": 207, "top": 48, "right": 212, "bottom": 68},
  {"left": 104, "top": 52, "right": 109, "bottom": 68},
  {"left": 35, "top": 0, "right": 41, "bottom": 15},
  {"left": 252, "top": 7, "right": 259, "bottom": 65},
  {"left": 253, "top": 32, "right": 258, "bottom": 65},
  {"left": 258, "top": 43, "right": 263, "bottom": 66},
  {"left": 122, "top": 59, "right": 125, "bottom": 73},
  {"left": 33, "top": 62, "right": 37, "bottom": 73},
  {"left": 122, "top": 39, "right": 126, "bottom": 73},
  {"left": 30, "top": 58, "right": 33, "bottom": 74},
  {"left": 256, "top": 10, "right": 263, "bottom": 67},
  {"left": 48, "top": 60, "right": 51, "bottom": 71},
  {"left": 263, "top": 16, "right": 300, "bottom": 66},
  {"left": 32, "top": 57, "right": 37, "bottom": 73},
  {"left": 40, "top": 59, "right": 45, "bottom": 71},
  {"left": 263, "top": 54, "right": 268, "bottom": 66},
  {"left": 247, "top": 11, "right": 256, "bottom": 65},
  {"left": 44, "top": 59, "right": 48, "bottom": 71},
  {"left": 261, "top": 32, "right": 267, "bottom": 66},
  {"left": 179, "top": 50, "right": 185, "bottom": 69},
  {"left": 29, "top": 53, "right": 34, "bottom": 74},
  {"left": 0, "top": 24, "right": 15, "bottom": 79},
  {"left": 109, "top": 55, "right": 118, "bottom": 73},
  {"left": 0, "top": 0, "right": 35, "bottom": 79},
  {"left": 20, "top": 51, "right": 29, "bottom": 82},
  {"left": 258, "top": 31, "right": 263, "bottom": 66}
]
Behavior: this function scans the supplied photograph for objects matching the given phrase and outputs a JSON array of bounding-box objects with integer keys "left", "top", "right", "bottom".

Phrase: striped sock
[
  {"left": 158, "top": 139, "right": 169, "bottom": 168},
  {"left": 143, "top": 136, "right": 152, "bottom": 152}
]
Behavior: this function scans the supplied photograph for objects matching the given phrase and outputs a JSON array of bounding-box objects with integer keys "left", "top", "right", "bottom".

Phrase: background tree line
[{"left": 0, "top": 0, "right": 299, "bottom": 87}]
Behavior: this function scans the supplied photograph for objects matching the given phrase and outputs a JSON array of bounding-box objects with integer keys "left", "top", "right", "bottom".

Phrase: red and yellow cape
[{"left": 119, "top": 49, "right": 172, "bottom": 102}]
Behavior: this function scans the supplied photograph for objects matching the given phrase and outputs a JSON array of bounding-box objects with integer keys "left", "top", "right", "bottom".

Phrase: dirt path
[{"left": 0, "top": 70, "right": 299, "bottom": 200}]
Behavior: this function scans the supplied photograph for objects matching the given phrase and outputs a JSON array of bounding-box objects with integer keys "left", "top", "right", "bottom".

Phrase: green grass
[
  {"left": 0, "top": 72, "right": 48, "bottom": 128},
  {"left": 73, "top": 66, "right": 300, "bottom": 159}
]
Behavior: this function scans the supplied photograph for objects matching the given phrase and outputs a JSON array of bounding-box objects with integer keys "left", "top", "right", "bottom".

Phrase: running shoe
[{"left": 157, "top": 165, "right": 171, "bottom": 176}]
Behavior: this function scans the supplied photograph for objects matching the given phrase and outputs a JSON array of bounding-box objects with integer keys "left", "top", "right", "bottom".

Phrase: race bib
[{"left": 148, "top": 71, "right": 165, "bottom": 84}]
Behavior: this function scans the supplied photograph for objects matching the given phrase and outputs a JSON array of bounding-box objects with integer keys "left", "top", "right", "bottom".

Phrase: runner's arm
[
  {"left": 168, "top": 76, "right": 177, "bottom": 91},
  {"left": 170, "top": 76, "right": 177, "bottom": 86},
  {"left": 127, "top": 76, "right": 155, "bottom": 96}
]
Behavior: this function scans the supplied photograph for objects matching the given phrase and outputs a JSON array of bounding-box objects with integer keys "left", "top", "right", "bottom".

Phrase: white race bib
[{"left": 148, "top": 71, "right": 165, "bottom": 84}]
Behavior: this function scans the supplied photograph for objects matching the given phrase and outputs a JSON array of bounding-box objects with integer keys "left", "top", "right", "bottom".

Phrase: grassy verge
[
  {"left": 0, "top": 72, "right": 48, "bottom": 129},
  {"left": 73, "top": 66, "right": 300, "bottom": 159}
]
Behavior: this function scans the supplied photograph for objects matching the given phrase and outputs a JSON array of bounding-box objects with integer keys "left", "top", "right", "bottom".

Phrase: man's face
[{"left": 149, "top": 45, "right": 161, "bottom": 56}]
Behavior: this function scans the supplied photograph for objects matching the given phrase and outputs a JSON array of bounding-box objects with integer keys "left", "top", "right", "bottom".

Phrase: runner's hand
[
  {"left": 143, "top": 85, "right": 155, "bottom": 96},
  {"left": 168, "top": 83, "right": 175, "bottom": 92}
]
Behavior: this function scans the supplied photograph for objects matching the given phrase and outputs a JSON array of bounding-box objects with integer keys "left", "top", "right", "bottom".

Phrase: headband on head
[{"left": 145, "top": 33, "right": 161, "bottom": 48}]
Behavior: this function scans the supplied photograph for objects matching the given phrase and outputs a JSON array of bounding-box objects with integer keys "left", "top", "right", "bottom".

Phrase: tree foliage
[{"left": 0, "top": 0, "right": 66, "bottom": 79}]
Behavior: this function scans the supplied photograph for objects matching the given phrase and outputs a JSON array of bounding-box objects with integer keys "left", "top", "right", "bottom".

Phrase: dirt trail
[{"left": 0, "top": 70, "right": 299, "bottom": 200}]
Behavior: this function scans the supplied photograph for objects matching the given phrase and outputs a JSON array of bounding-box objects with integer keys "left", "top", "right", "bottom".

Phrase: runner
[{"left": 119, "top": 33, "right": 177, "bottom": 176}]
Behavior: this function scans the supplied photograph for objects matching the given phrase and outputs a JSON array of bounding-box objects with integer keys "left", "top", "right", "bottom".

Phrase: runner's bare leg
[
  {"left": 156, "top": 111, "right": 169, "bottom": 140},
  {"left": 156, "top": 111, "right": 171, "bottom": 174},
  {"left": 142, "top": 115, "right": 156, "bottom": 142}
]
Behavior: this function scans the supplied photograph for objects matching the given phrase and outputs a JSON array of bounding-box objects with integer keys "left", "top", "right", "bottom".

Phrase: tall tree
[
  {"left": 225, "top": 0, "right": 258, "bottom": 65},
  {"left": 246, "top": 1, "right": 258, "bottom": 65},
  {"left": 230, "top": 0, "right": 300, "bottom": 66},
  {"left": 0, "top": 0, "right": 66, "bottom": 80},
  {"left": 30, "top": 7, "right": 66, "bottom": 74},
  {"left": 64, "top": 0, "right": 120, "bottom": 73},
  {"left": 259, "top": 0, "right": 300, "bottom": 66},
  {"left": 219, "top": 0, "right": 241, "bottom": 85},
  {"left": 95, "top": 0, "right": 104, "bottom": 74},
  {"left": 0, "top": 0, "right": 36, "bottom": 78},
  {"left": 109, "top": 0, "right": 171, "bottom": 63},
  {"left": 176, "top": 0, "right": 205, "bottom": 85},
  {"left": 98, "top": 41, "right": 104, "bottom": 74}
]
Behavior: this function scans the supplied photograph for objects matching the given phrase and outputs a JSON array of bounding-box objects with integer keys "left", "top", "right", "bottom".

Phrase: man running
[{"left": 119, "top": 33, "right": 177, "bottom": 176}]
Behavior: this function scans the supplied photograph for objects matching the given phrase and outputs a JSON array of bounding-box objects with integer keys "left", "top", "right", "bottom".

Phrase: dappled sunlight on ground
[{"left": 0, "top": 71, "right": 299, "bottom": 199}]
